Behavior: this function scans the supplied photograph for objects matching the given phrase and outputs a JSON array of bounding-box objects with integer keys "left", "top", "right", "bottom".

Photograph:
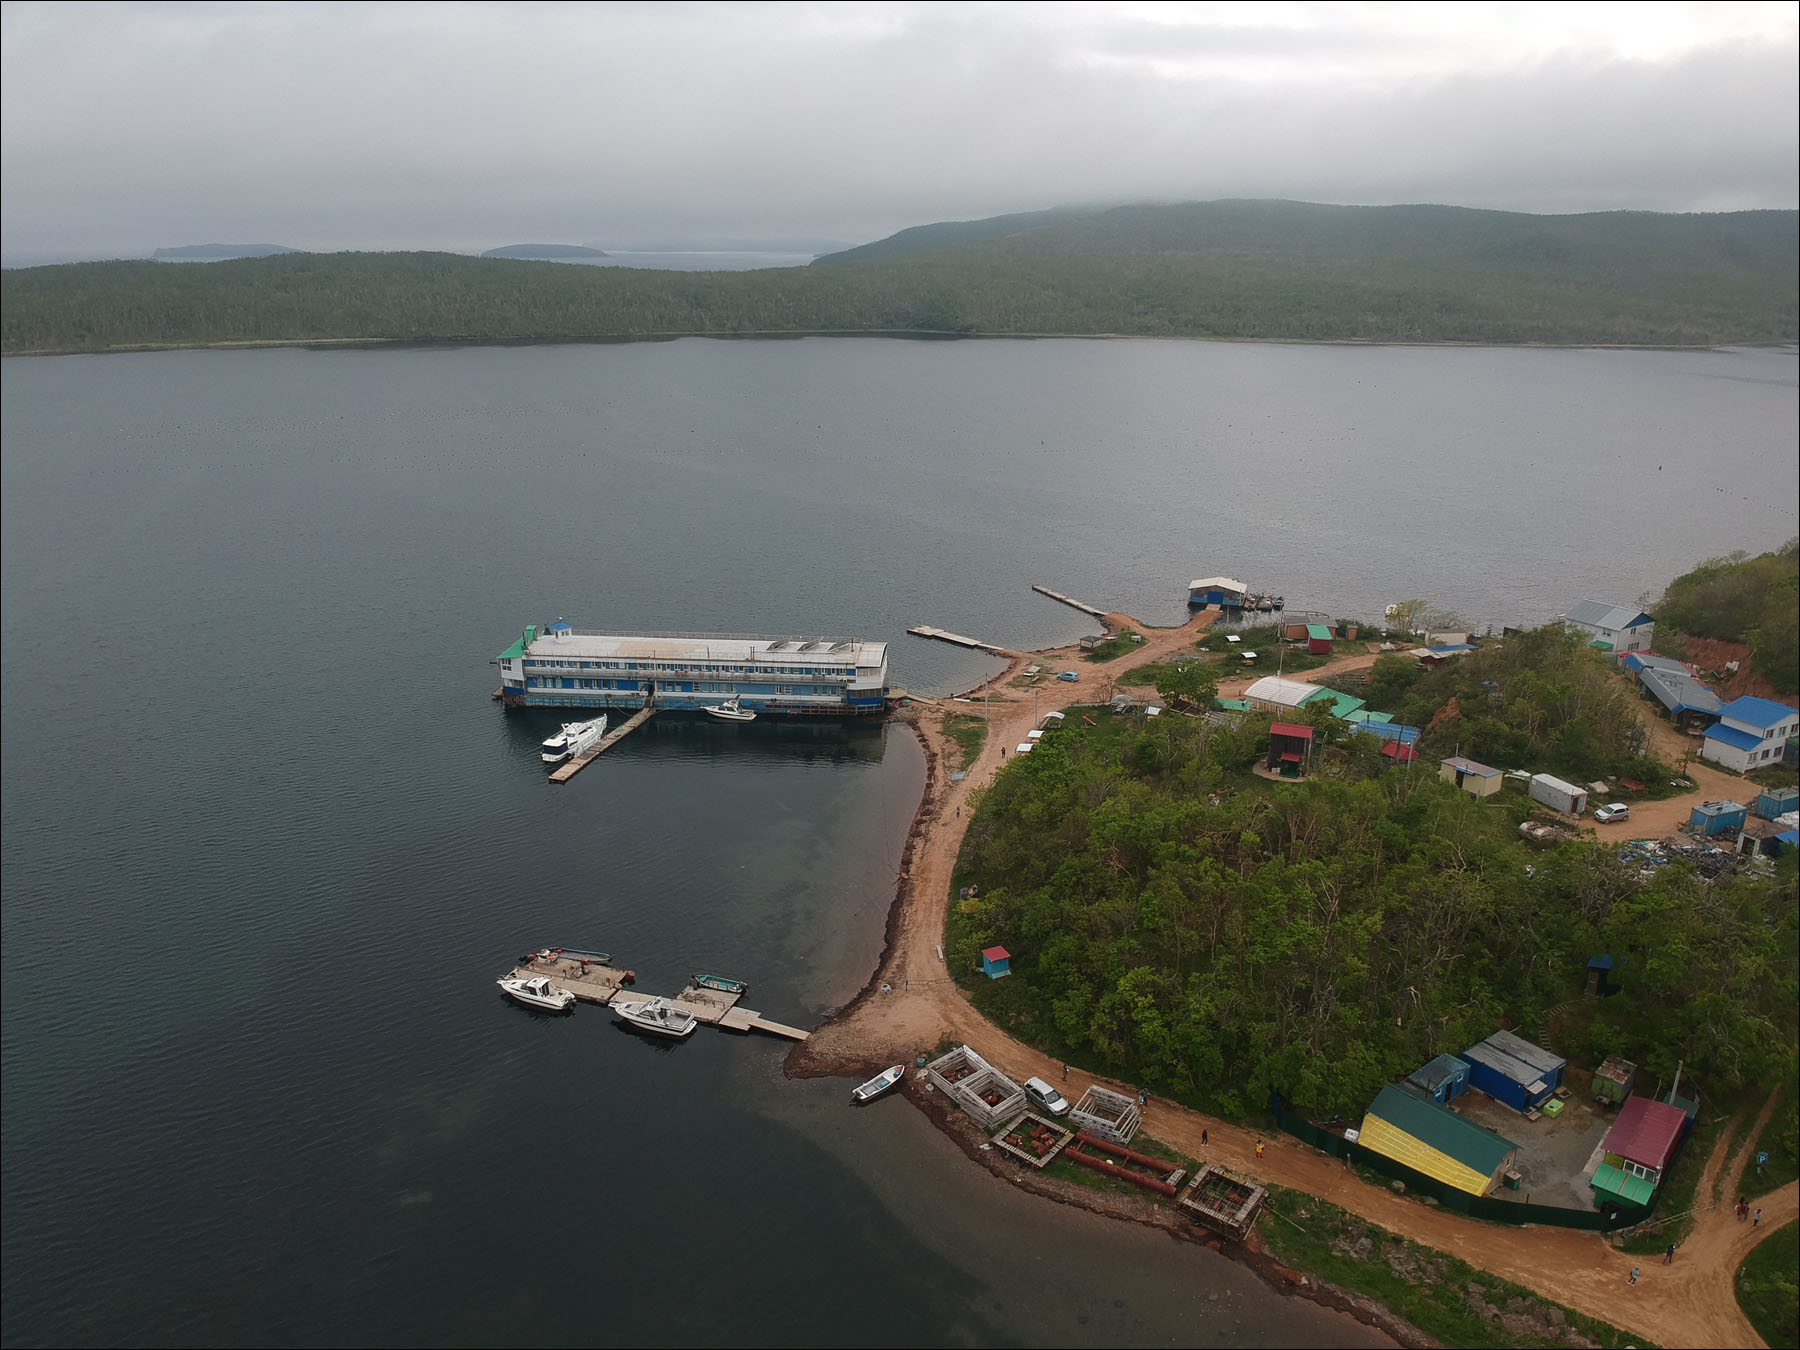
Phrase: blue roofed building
[
  {"left": 1701, "top": 697, "right": 1800, "bottom": 774},
  {"left": 1408, "top": 1053, "right": 1472, "bottom": 1105},
  {"left": 1623, "top": 653, "right": 1723, "bottom": 733},
  {"left": 1459, "top": 1030, "right": 1567, "bottom": 1113}
]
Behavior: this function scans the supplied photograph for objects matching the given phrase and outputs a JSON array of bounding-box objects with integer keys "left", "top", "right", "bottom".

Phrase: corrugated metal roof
[
  {"left": 1243, "top": 676, "right": 1323, "bottom": 707},
  {"left": 1305, "top": 624, "right": 1333, "bottom": 640},
  {"left": 1441, "top": 756, "right": 1500, "bottom": 776},
  {"left": 1408, "top": 1053, "right": 1468, "bottom": 1094},
  {"left": 1640, "top": 667, "right": 1722, "bottom": 717},
  {"left": 1705, "top": 723, "right": 1764, "bottom": 752},
  {"left": 1360, "top": 1084, "right": 1516, "bottom": 1193},
  {"left": 1268, "top": 722, "right": 1315, "bottom": 739},
  {"left": 1719, "top": 696, "right": 1797, "bottom": 731},
  {"left": 1592, "top": 1162, "right": 1656, "bottom": 1207},
  {"left": 1566, "top": 600, "right": 1653, "bottom": 632},
  {"left": 1302, "top": 689, "right": 1365, "bottom": 718},
  {"left": 1602, "top": 1095, "right": 1686, "bottom": 1170},
  {"left": 1188, "top": 577, "right": 1248, "bottom": 594},
  {"left": 1483, "top": 1029, "right": 1566, "bottom": 1077}
]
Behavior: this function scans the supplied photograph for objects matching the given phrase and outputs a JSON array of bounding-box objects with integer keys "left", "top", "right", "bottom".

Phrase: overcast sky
[{"left": 2, "top": 0, "right": 1796, "bottom": 258}]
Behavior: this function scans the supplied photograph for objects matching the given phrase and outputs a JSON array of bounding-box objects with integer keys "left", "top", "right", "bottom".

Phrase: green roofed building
[
  {"left": 1302, "top": 688, "right": 1366, "bottom": 720},
  {"left": 1358, "top": 1084, "right": 1519, "bottom": 1196}
]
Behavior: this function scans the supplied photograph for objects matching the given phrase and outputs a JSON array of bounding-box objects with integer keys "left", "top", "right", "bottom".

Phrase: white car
[
  {"left": 1593, "top": 803, "right": 1631, "bottom": 823},
  {"left": 1023, "top": 1076, "right": 1071, "bottom": 1117}
]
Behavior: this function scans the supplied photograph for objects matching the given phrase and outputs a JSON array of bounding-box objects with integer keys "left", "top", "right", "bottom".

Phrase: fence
[{"left": 1270, "top": 1093, "right": 1638, "bottom": 1233}]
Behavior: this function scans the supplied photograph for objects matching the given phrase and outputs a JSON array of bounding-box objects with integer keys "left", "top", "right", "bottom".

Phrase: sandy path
[{"left": 790, "top": 606, "right": 1789, "bottom": 1347}]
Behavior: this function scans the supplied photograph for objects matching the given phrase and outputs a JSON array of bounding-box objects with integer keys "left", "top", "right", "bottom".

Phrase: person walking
[
  {"left": 1753, "top": 1207, "right": 1762, "bottom": 1228},
  {"left": 1255, "top": 1139, "right": 1265, "bottom": 1159},
  {"left": 1628, "top": 1266, "right": 1639, "bottom": 1286},
  {"left": 1201, "top": 1128, "right": 1209, "bottom": 1147},
  {"left": 1060, "top": 1063, "right": 1067, "bottom": 1081},
  {"left": 1738, "top": 1197, "right": 1749, "bottom": 1221},
  {"left": 1662, "top": 1243, "right": 1675, "bottom": 1265}
]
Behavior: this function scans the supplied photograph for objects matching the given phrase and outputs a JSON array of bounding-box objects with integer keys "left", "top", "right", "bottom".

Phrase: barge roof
[{"left": 516, "top": 627, "right": 887, "bottom": 667}]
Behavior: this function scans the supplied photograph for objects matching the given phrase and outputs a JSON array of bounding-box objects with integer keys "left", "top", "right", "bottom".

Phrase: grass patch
[
  {"left": 941, "top": 713, "right": 990, "bottom": 772},
  {"left": 1082, "top": 632, "right": 1145, "bottom": 662},
  {"left": 1747, "top": 763, "right": 1800, "bottom": 791},
  {"left": 1736, "top": 1220, "right": 1798, "bottom": 1349},
  {"left": 1259, "top": 1185, "right": 1649, "bottom": 1349},
  {"left": 1747, "top": 1077, "right": 1799, "bottom": 1202}
]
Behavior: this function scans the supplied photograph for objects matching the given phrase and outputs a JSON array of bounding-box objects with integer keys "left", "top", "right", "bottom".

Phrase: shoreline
[
  {"left": 782, "top": 606, "right": 1787, "bottom": 1350},
  {"left": 1, "top": 331, "right": 1755, "bottom": 359}
]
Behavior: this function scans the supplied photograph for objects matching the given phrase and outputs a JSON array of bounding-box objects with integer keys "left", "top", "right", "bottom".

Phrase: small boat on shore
[
  {"left": 703, "top": 697, "right": 756, "bottom": 723},
  {"left": 541, "top": 715, "right": 608, "bottom": 764},
  {"left": 497, "top": 975, "right": 577, "bottom": 1012},
  {"left": 693, "top": 973, "right": 748, "bottom": 995},
  {"left": 614, "top": 997, "right": 697, "bottom": 1039},
  {"left": 852, "top": 1065, "right": 906, "bottom": 1103}
]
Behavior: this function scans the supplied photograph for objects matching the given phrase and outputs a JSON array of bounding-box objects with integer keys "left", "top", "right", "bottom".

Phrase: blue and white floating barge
[{"left": 495, "top": 620, "right": 889, "bottom": 717}]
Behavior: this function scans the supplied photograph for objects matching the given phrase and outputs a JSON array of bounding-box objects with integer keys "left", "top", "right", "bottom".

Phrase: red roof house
[
  {"left": 1601, "top": 1095, "right": 1687, "bottom": 1176},
  {"left": 1266, "top": 722, "right": 1315, "bottom": 777}
]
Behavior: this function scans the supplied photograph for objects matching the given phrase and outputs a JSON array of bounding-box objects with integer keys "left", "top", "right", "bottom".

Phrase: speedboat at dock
[
  {"left": 541, "top": 715, "right": 608, "bottom": 763},
  {"left": 614, "top": 997, "right": 698, "bottom": 1039},
  {"left": 702, "top": 698, "right": 756, "bottom": 723},
  {"left": 497, "top": 975, "right": 577, "bottom": 1012},
  {"left": 851, "top": 1065, "right": 906, "bottom": 1103}
]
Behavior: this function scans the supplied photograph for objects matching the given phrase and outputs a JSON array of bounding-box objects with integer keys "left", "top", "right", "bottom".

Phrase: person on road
[
  {"left": 1663, "top": 1243, "right": 1675, "bottom": 1264},
  {"left": 1255, "top": 1139, "right": 1265, "bottom": 1158},
  {"left": 1753, "top": 1208, "right": 1762, "bottom": 1228},
  {"left": 1629, "top": 1266, "right": 1639, "bottom": 1286},
  {"left": 1202, "top": 1128, "right": 1209, "bottom": 1147}
]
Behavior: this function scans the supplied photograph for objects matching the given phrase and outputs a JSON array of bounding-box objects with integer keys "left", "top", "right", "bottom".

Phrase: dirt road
[{"left": 791, "top": 606, "right": 1791, "bottom": 1347}]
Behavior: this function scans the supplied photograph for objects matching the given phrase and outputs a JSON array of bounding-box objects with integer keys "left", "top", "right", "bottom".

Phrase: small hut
[
  {"left": 1069, "top": 1085, "right": 1141, "bottom": 1145},
  {"left": 1592, "top": 1057, "right": 1638, "bottom": 1106},
  {"left": 1305, "top": 624, "right": 1334, "bottom": 655},
  {"left": 1266, "top": 722, "right": 1314, "bottom": 777},
  {"left": 980, "top": 946, "right": 1012, "bottom": 979}
]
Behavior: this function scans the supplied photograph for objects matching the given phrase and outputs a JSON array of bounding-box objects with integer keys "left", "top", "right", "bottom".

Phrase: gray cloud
[{"left": 2, "top": 1, "right": 1794, "bottom": 258}]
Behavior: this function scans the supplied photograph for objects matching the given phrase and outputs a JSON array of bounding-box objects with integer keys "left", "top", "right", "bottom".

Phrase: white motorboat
[
  {"left": 497, "top": 975, "right": 577, "bottom": 1012},
  {"left": 702, "top": 697, "right": 756, "bottom": 723},
  {"left": 614, "top": 997, "right": 697, "bottom": 1039},
  {"left": 851, "top": 1065, "right": 906, "bottom": 1103},
  {"left": 540, "top": 715, "right": 608, "bottom": 763}
]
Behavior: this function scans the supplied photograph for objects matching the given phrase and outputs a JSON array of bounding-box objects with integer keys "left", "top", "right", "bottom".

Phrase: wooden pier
[
  {"left": 508, "top": 951, "right": 809, "bottom": 1040},
  {"left": 907, "top": 625, "right": 1008, "bottom": 655},
  {"left": 1031, "top": 585, "right": 1108, "bottom": 620},
  {"left": 547, "top": 702, "right": 658, "bottom": 783}
]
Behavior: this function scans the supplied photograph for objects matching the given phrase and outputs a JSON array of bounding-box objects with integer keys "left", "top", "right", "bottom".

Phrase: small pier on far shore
[
  {"left": 508, "top": 949, "right": 810, "bottom": 1040},
  {"left": 907, "top": 625, "right": 1009, "bottom": 655},
  {"left": 1031, "top": 585, "right": 1108, "bottom": 620},
  {"left": 548, "top": 702, "right": 658, "bottom": 783}
]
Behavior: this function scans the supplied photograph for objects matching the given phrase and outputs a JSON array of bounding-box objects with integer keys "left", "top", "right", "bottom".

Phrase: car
[
  {"left": 1593, "top": 803, "right": 1631, "bottom": 823},
  {"left": 1023, "top": 1076, "right": 1070, "bottom": 1117},
  {"left": 1057, "top": 670, "right": 1079, "bottom": 683}
]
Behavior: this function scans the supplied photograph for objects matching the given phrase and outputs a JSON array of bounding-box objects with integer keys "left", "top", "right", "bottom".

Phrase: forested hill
[{"left": 5, "top": 199, "right": 1796, "bottom": 354}]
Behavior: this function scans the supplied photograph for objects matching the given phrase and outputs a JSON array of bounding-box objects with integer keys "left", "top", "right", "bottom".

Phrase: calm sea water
[{"left": 3, "top": 338, "right": 1794, "bottom": 1347}]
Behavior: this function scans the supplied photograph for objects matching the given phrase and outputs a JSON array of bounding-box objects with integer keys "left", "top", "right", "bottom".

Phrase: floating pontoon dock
[
  {"left": 506, "top": 950, "right": 809, "bottom": 1040},
  {"left": 906, "top": 626, "right": 1009, "bottom": 655},
  {"left": 1031, "top": 585, "right": 1108, "bottom": 619},
  {"left": 547, "top": 701, "right": 658, "bottom": 784}
]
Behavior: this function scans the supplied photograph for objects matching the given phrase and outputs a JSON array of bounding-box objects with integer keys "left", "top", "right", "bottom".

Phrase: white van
[{"left": 1023, "top": 1076, "right": 1070, "bottom": 1117}]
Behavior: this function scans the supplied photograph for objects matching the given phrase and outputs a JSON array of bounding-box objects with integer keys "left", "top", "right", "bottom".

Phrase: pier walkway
[
  {"left": 906, "top": 625, "right": 1009, "bottom": 655},
  {"left": 1031, "top": 585, "right": 1108, "bottom": 620},
  {"left": 548, "top": 702, "right": 657, "bottom": 783},
  {"left": 508, "top": 951, "right": 809, "bottom": 1040}
]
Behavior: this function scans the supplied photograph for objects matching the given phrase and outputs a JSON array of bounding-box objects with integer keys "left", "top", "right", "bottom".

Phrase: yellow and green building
[{"left": 1358, "top": 1084, "right": 1519, "bottom": 1196}]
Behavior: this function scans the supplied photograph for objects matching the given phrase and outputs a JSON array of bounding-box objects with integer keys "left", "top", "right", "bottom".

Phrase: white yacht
[
  {"left": 496, "top": 975, "right": 577, "bottom": 1012},
  {"left": 540, "top": 715, "right": 608, "bottom": 763},
  {"left": 702, "top": 697, "right": 756, "bottom": 723},
  {"left": 614, "top": 997, "right": 698, "bottom": 1039}
]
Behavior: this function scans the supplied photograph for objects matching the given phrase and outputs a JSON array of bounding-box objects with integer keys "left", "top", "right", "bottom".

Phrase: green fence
[{"left": 1271, "top": 1092, "right": 1636, "bottom": 1233}]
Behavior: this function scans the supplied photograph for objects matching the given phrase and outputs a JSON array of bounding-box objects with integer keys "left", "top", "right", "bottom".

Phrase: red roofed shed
[
  {"left": 1381, "top": 741, "right": 1419, "bottom": 764},
  {"left": 1266, "top": 722, "right": 1315, "bottom": 777},
  {"left": 980, "top": 946, "right": 1012, "bottom": 979},
  {"left": 1602, "top": 1095, "right": 1687, "bottom": 1174}
]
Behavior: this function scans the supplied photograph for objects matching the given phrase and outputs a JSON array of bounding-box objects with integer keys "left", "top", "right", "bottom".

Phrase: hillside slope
[{"left": 5, "top": 200, "right": 1795, "bottom": 353}]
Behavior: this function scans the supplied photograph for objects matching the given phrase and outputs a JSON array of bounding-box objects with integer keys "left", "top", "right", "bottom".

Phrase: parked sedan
[
  {"left": 1057, "top": 670, "right": 1080, "bottom": 682},
  {"left": 1593, "top": 803, "right": 1631, "bottom": 823}
]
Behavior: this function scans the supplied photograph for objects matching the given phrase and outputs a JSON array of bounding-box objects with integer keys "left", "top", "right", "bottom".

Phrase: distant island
[
  {"left": 7, "top": 200, "right": 1795, "bottom": 354},
  {"left": 481, "top": 244, "right": 608, "bottom": 260},
  {"left": 152, "top": 243, "right": 299, "bottom": 260}
]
